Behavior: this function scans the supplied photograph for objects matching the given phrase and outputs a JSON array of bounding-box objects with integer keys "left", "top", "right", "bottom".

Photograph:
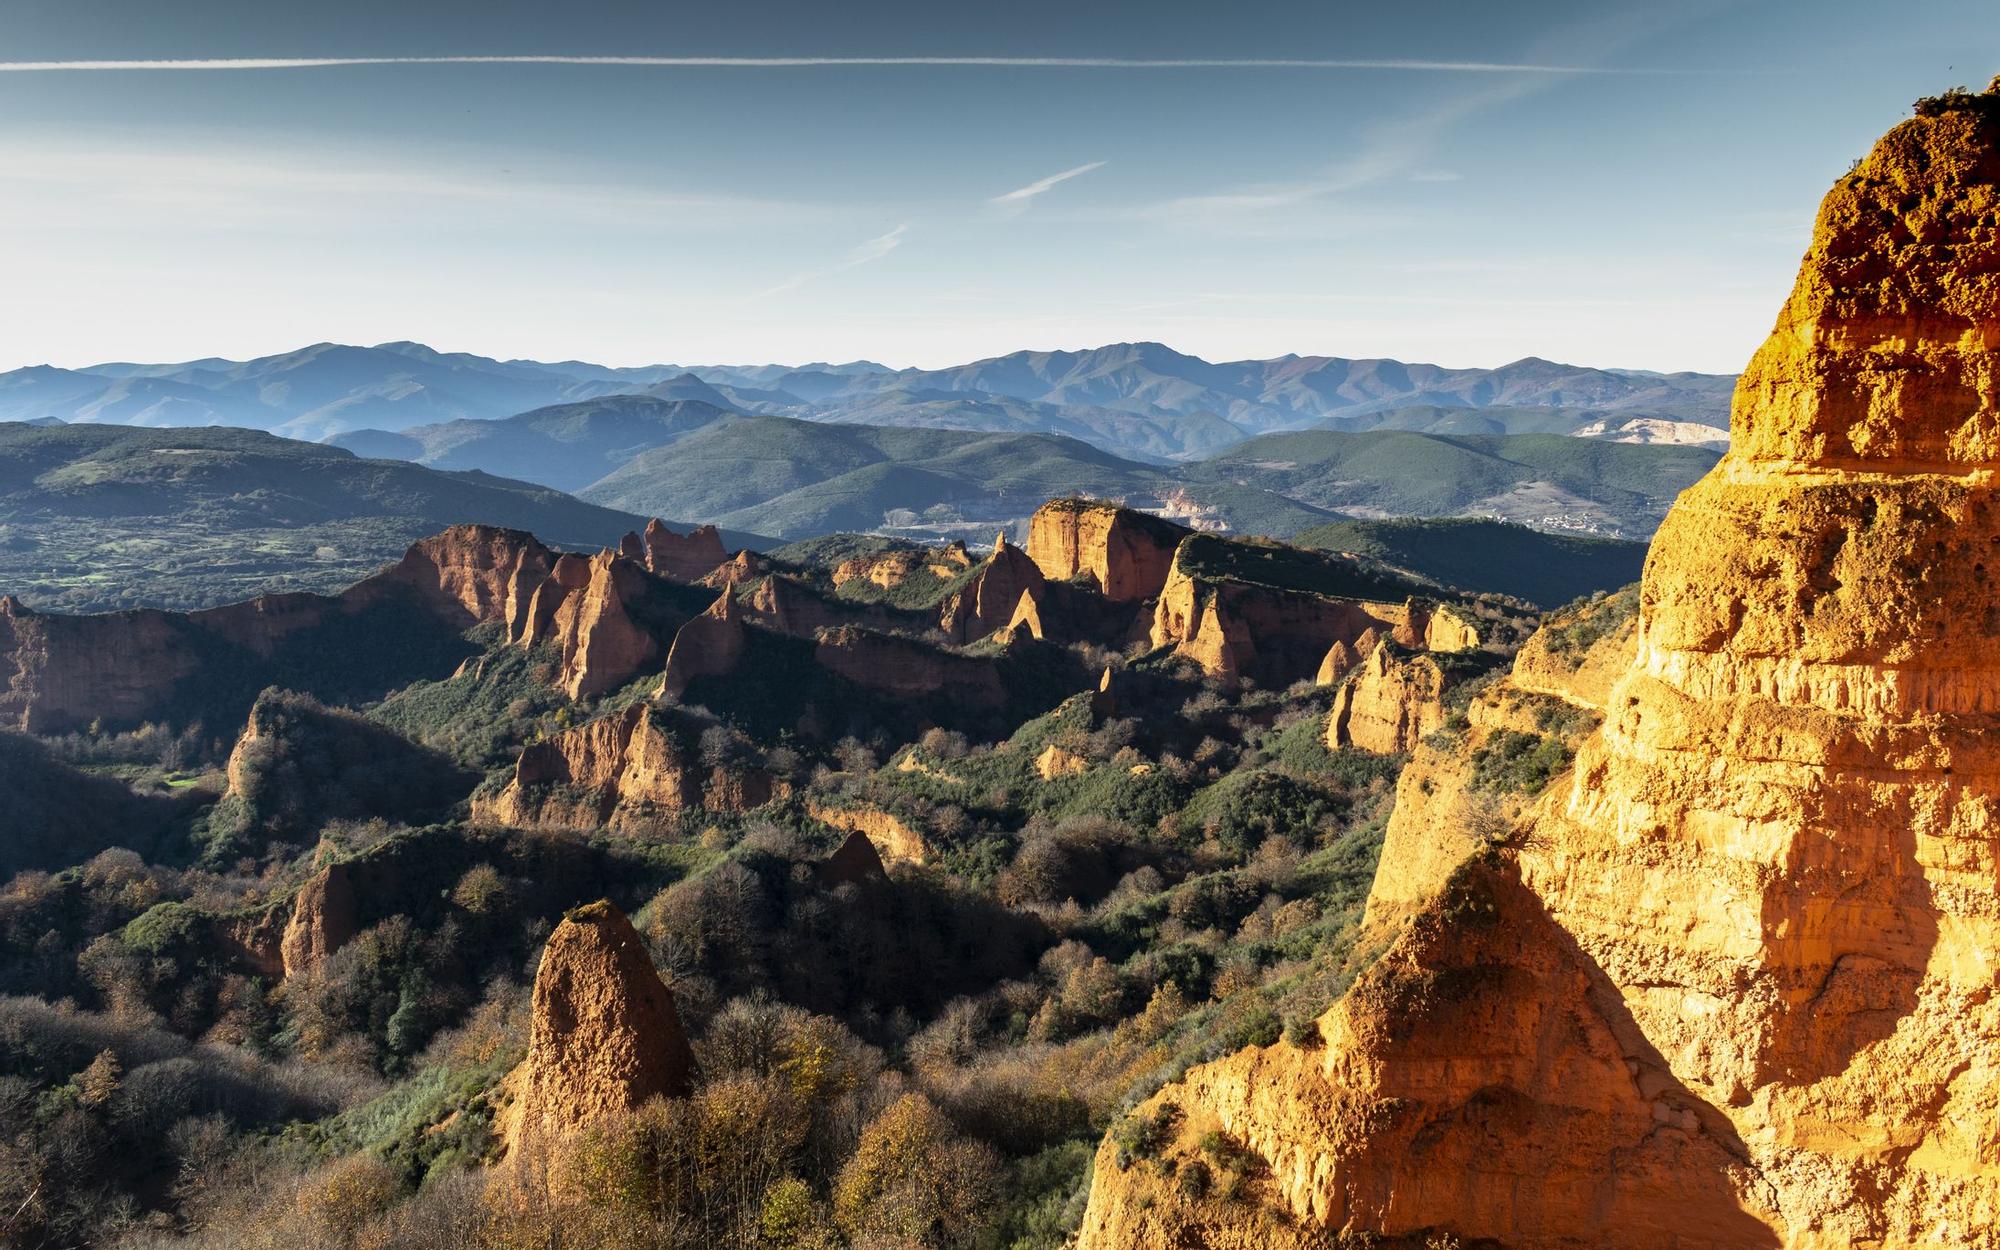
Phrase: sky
[{"left": 0, "top": 0, "right": 1992, "bottom": 374}]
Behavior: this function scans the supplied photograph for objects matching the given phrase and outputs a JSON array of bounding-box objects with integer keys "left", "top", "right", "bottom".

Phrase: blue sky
[{"left": 0, "top": 0, "right": 1992, "bottom": 373}]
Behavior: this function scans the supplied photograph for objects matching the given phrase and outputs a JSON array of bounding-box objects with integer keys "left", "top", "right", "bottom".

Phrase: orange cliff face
[
  {"left": 1079, "top": 90, "right": 2000, "bottom": 1250},
  {"left": 1025, "top": 499, "right": 1187, "bottom": 602},
  {"left": 498, "top": 901, "right": 694, "bottom": 1164}
]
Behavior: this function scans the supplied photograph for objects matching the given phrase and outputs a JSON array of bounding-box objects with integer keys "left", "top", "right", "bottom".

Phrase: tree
[{"left": 833, "top": 1094, "right": 999, "bottom": 1248}]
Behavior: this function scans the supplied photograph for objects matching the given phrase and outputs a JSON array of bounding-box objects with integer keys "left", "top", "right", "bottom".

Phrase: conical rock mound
[{"left": 504, "top": 900, "right": 693, "bottom": 1158}]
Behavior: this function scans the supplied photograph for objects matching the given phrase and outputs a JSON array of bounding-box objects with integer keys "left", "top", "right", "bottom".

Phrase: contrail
[{"left": 0, "top": 56, "right": 1655, "bottom": 74}]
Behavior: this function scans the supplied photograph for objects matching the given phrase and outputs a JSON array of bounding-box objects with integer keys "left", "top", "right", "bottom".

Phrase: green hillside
[
  {"left": 331, "top": 395, "right": 736, "bottom": 492},
  {"left": 582, "top": 415, "right": 1172, "bottom": 537},
  {"left": 1292, "top": 516, "right": 1649, "bottom": 607},
  {"left": 0, "top": 423, "right": 651, "bottom": 611}
]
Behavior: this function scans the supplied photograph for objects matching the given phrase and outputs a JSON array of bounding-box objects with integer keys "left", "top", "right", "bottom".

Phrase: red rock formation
[
  {"left": 659, "top": 589, "right": 750, "bottom": 700},
  {"left": 1081, "top": 88, "right": 2000, "bottom": 1250},
  {"left": 700, "top": 549, "right": 765, "bottom": 588},
  {"left": 1026, "top": 499, "right": 1186, "bottom": 601},
  {"left": 216, "top": 904, "right": 288, "bottom": 979},
  {"left": 832, "top": 541, "right": 972, "bottom": 591},
  {"left": 476, "top": 700, "right": 775, "bottom": 832},
  {"left": 1325, "top": 640, "right": 1456, "bottom": 754},
  {"left": 1391, "top": 597, "right": 1480, "bottom": 652},
  {"left": 280, "top": 862, "right": 358, "bottom": 977},
  {"left": 617, "top": 531, "right": 645, "bottom": 562},
  {"left": 1151, "top": 545, "right": 1397, "bottom": 687},
  {"left": 808, "top": 802, "right": 928, "bottom": 866},
  {"left": 503, "top": 901, "right": 694, "bottom": 1156},
  {"left": 939, "top": 535, "right": 1048, "bottom": 643},
  {"left": 372, "top": 524, "right": 558, "bottom": 629},
  {"left": 547, "top": 553, "right": 662, "bottom": 700},
  {"left": 642, "top": 518, "right": 728, "bottom": 583}
]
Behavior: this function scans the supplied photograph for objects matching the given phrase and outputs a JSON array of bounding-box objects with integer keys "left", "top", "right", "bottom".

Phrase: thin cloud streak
[
  {"left": 756, "top": 224, "right": 908, "bottom": 298},
  {"left": 0, "top": 56, "right": 1670, "bottom": 74},
  {"left": 991, "top": 161, "right": 1107, "bottom": 211}
]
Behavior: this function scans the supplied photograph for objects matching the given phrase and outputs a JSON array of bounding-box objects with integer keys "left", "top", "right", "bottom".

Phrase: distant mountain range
[{"left": 1, "top": 340, "right": 1736, "bottom": 461}]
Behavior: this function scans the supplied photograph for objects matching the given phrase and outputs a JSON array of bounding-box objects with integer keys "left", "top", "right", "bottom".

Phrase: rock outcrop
[
  {"left": 0, "top": 525, "right": 568, "bottom": 733},
  {"left": 818, "top": 829, "right": 891, "bottom": 886},
  {"left": 659, "top": 590, "right": 749, "bottom": 700},
  {"left": 938, "top": 534, "right": 1048, "bottom": 643},
  {"left": 1150, "top": 538, "right": 1402, "bottom": 687},
  {"left": 813, "top": 626, "right": 1008, "bottom": 710},
  {"left": 642, "top": 519, "right": 729, "bottom": 583},
  {"left": 502, "top": 901, "right": 694, "bottom": 1157},
  {"left": 279, "top": 862, "right": 358, "bottom": 977},
  {"left": 1392, "top": 597, "right": 1480, "bottom": 652},
  {"left": 1079, "top": 88, "right": 2000, "bottom": 1250},
  {"left": 476, "top": 702, "right": 776, "bottom": 832},
  {"left": 807, "top": 802, "right": 928, "bottom": 867},
  {"left": 1026, "top": 499, "right": 1186, "bottom": 601},
  {"left": 379, "top": 525, "right": 558, "bottom": 629},
  {"left": 831, "top": 541, "right": 972, "bottom": 591},
  {"left": 1324, "top": 640, "right": 1455, "bottom": 754},
  {"left": 537, "top": 553, "right": 663, "bottom": 700}
]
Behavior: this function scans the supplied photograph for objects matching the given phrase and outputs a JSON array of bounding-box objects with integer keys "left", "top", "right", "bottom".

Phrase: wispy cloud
[
  {"left": 991, "top": 161, "right": 1107, "bottom": 215},
  {"left": 0, "top": 56, "right": 1669, "bottom": 74},
  {"left": 756, "top": 224, "right": 908, "bottom": 298},
  {"left": 1137, "top": 5, "right": 1715, "bottom": 232},
  {"left": 0, "top": 138, "right": 814, "bottom": 232}
]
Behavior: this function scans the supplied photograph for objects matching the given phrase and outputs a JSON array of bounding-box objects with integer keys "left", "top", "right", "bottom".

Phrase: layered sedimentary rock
[
  {"left": 476, "top": 701, "right": 775, "bottom": 832},
  {"left": 1081, "top": 90, "right": 2000, "bottom": 1250},
  {"left": 279, "top": 862, "right": 358, "bottom": 977},
  {"left": 502, "top": 901, "right": 694, "bottom": 1157},
  {"left": 1325, "top": 641, "right": 1455, "bottom": 754},
  {"left": 1026, "top": 499, "right": 1186, "bottom": 601}
]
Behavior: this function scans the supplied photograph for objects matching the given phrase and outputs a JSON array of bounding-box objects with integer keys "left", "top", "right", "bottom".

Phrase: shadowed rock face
[
  {"left": 938, "top": 535, "right": 1047, "bottom": 643},
  {"left": 505, "top": 901, "right": 694, "bottom": 1154},
  {"left": 1080, "top": 92, "right": 2000, "bottom": 1250}
]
